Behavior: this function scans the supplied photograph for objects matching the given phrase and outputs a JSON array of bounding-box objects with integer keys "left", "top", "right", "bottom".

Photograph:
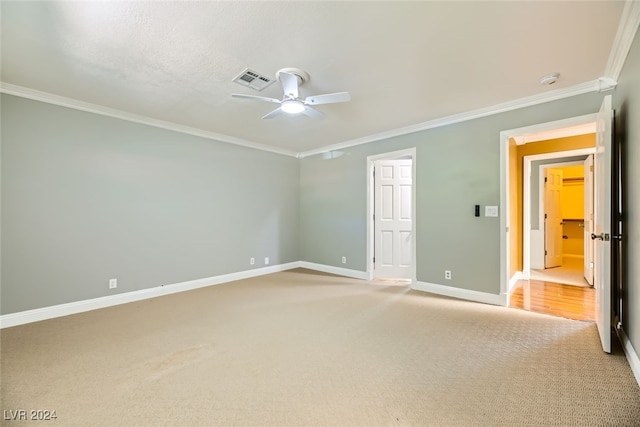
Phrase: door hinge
[
  {"left": 590, "top": 165, "right": 593, "bottom": 172},
  {"left": 545, "top": 250, "right": 547, "bottom": 255},
  {"left": 373, "top": 257, "right": 375, "bottom": 264},
  {"left": 544, "top": 213, "right": 547, "bottom": 219},
  {"left": 544, "top": 177, "right": 548, "bottom": 183}
]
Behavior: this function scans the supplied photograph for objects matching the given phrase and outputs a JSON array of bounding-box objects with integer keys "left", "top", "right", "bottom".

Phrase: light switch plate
[{"left": 485, "top": 206, "right": 499, "bottom": 217}]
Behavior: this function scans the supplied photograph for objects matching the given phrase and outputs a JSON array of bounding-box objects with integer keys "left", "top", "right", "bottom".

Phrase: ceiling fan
[{"left": 232, "top": 68, "right": 350, "bottom": 119}]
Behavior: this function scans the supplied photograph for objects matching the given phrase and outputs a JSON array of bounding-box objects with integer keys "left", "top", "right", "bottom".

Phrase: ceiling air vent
[{"left": 232, "top": 68, "right": 275, "bottom": 91}]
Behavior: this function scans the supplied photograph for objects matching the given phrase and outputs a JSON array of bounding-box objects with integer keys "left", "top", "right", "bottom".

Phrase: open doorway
[
  {"left": 524, "top": 154, "right": 595, "bottom": 288},
  {"left": 500, "top": 115, "right": 598, "bottom": 322},
  {"left": 518, "top": 144, "right": 597, "bottom": 322},
  {"left": 502, "top": 96, "right": 615, "bottom": 352},
  {"left": 367, "top": 148, "right": 416, "bottom": 284}
]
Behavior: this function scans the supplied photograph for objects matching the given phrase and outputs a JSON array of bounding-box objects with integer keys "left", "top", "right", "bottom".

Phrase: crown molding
[
  {"left": 3, "top": 3, "right": 635, "bottom": 160},
  {"left": 0, "top": 82, "right": 299, "bottom": 158},
  {"left": 0, "top": 75, "right": 618, "bottom": 160},
  {"left": 604, "top": 0, "right": 640, "bottom": 81},
  {"left": 511, "top": 121, "right": 597, "bottom": 146},
  {"left": 298, "top": 79, "right": 607, "bottom": 158}
]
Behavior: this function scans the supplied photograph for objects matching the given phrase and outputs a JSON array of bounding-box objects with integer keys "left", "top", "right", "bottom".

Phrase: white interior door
[
  {"left": 594, "top": 95, "right": 613, "bottom": 353},
  {"left": 584, "top": 155, "right": 595, "bottom": 286},
  {"left": 374, "top": 159, "right": 412, "bottom": 279},
  {"left": 544, "top": 168, "right": 563, "bottom": 268}
]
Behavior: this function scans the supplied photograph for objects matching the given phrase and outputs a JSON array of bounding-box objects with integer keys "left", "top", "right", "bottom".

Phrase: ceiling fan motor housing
[
  {"left": 276, "top": 68, "right": 310, "bottom": 87},
  {"left": 231, "top": 66, "right": 350, "bottom": 119}
]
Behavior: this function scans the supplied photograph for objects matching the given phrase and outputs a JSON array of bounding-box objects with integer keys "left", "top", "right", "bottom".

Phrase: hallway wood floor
[{"left": 509, "top": 279, "right": 595, "bottom": 322}]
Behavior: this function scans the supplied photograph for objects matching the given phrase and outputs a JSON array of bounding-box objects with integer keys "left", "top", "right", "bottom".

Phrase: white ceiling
[{"left": 0, "top": 1, "right": 631, "bottom": 156}]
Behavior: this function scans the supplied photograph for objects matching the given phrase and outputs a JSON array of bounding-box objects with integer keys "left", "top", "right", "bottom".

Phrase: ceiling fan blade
[
  {"left": 279, "top": 72, "right": 299, "bottom": 99},
  {"left": 304, "top": 92, "right": 351, "bottom": 106},
  {"left": 301, "top": 106, "right": 324, "bottom": 119},
  {"left": 262, "top": 107, "right": 284, "bottom": 119},
  {"left": 232, "top": 93, "right": 281, "bottom": 104}
]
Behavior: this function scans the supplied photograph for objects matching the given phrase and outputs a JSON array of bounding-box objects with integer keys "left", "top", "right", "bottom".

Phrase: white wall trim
[
  {"left": 413, "top": 281, "right": 506, "bottom": 307},
  {"left": 512, "top": 122, "right": 596, "bottom": 145},
  {"left": 299, "top": 79, "right": 608, "bottom": 158},
  {"left": 604, "top": 0, "right": 640, "bottom": 81},
  {"left": 298, "top": 262, "right": 369, "bottom": 280},
  {"left": 505, "top": 114, "right": 598, "bottom": 146},
  {"left": 508, "top": 271, "right": 523, "bottom": 295},
  {"left": 1, "top": 78, "right": 616, "bottom": 161},
  {"left": 0, "top": 262, "right": 301, "bottom": 329},
  {"left": 617, "top": 327, "right": 640, "bottom": 387},
  {"left": 0, "top": 82, "right": 298, "bottom": 158}
]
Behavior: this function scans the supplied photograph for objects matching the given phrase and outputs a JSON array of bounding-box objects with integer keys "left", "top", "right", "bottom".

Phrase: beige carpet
[{"left": 2, "top": 269, "right": 639, "bottom": 426}]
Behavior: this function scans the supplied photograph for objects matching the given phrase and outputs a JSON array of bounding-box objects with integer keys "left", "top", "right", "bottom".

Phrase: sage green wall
[
  {"left": 1, "top": 94, "right": 299, "bottom": 315},
  {"left": 614, "top": 28, "right": 640, "bottom": 361},
  {"left": 2, "top": 52, "right": 635, "bottom": 333},
  {"left": 300, "top": 91, "right": 607, "bottom": 295}
]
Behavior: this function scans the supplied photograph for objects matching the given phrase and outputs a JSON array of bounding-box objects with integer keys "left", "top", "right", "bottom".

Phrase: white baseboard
[
  {"left": 412, "top": 281, "right": 505, "bottom": 306},
  {"left": 509, "top": 271, "right": 523, "bottom": 294},
  {"left": 617, "top": 327, "right": 640, "bottom": 387},
  {"left": 298, "top": 261, "right": 369, "bottom": 280},
  {"left": 0, "top": 262, "right": 300, "bottom": 329}
]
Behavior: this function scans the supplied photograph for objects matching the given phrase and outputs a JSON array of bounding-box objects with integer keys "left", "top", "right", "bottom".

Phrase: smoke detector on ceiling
[
  {"left": 232, "top": 68, "right": 275, "bottom": 91},
  {"left": 540, "top": 72, "right": 560, "bottom": 85}
]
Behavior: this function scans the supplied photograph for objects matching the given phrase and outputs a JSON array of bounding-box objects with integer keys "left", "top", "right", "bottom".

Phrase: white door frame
[
  {"left": 500, "top": 113, "right": 597, "bottom": 302},
  {"left": 367, "top": 148, "right": 417, "bottom": 283},
  {"left": 523, "top": 153, "right": 594, "bottom": 277},
  {"left": 583, "top": 154, "right": 595, "bottom": 286}
]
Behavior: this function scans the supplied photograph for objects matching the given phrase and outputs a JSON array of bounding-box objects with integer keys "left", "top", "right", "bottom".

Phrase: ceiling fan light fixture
[
  {"left": 281, "top": 100, "right": 305, "bottom": 114},
  {"left": 232, "top": 67, "right": 350, "bottom": 119}
]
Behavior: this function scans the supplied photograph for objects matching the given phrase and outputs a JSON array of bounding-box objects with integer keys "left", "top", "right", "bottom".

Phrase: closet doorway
[
  {"left": 367, "top": 148, "right": 417, "bottom": 283},
  {"left": 508, "top": 130, "right": 598, "bottom": 322},
  {"left": 523, "top": 149, "right": 596, "bottom": 288}
]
